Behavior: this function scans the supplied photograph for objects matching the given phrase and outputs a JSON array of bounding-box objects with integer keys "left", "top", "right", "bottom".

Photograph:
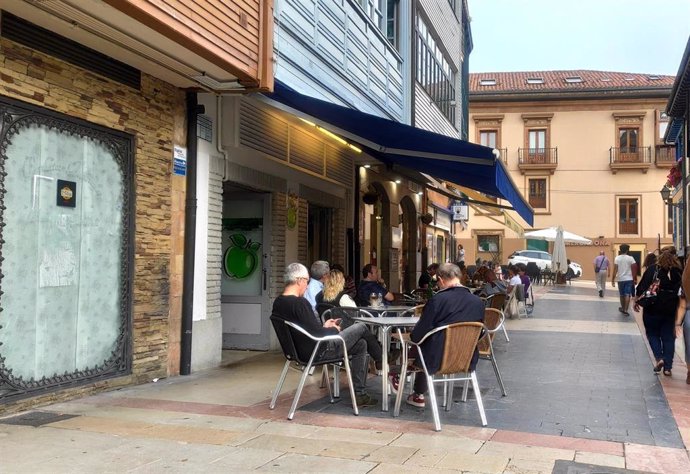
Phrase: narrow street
[{"left": 1, "top": 281, "right": 689, "bottom": 473}]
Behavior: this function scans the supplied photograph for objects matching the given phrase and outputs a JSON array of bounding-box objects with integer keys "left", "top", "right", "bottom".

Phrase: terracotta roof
[{"left": 470, "top": 70, "right": 675, "bottom": 93}]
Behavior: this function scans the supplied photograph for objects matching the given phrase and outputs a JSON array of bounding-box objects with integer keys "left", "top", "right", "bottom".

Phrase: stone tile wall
[{"left": 0, "top": 37, "right": 185, "bottom": 413}]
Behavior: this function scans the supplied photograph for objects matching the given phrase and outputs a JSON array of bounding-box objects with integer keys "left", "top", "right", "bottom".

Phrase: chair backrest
[
  {"left": 270, "top": 314, "right": 303, "bottom": 364},
  {"left": 316, "top": 302, "right": 335, "bottom": 317},
  {"left": 514, "top": 284, "right": 525, "bottom": 302},
  {"left": 487, "top": 292, "right": 507, "bottom": 310},
  {"left": 478, "top": 308, "right": 503, "bottom": 354},
  {"left": 400, "top": 304, "right": 425, "bottom": 317},
  {"left": 438, "top": 322, "right": 484, "bottom": 375}
]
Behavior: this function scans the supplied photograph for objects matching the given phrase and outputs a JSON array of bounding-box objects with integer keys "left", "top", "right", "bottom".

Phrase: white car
[
  {"left": 508, "top": 250, "right": 552, "bottom": 270},
  {"left": 508, "top": 250, "right": 582, "bottom": 276}
]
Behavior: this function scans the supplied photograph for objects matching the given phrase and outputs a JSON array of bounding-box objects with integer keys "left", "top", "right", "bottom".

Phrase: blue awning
[{"left": 262, "top": 80, "right": 534, "bottom": 226}]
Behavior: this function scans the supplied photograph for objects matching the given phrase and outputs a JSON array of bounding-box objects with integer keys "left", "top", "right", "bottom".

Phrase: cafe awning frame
[{"left": 258, "top": 80, "right": 534, "bottom": 226}]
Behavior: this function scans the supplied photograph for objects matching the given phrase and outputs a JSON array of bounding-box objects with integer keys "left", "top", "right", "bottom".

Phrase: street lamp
[{"left": 660, "top": 185, "right": 671, "bottom": 203}]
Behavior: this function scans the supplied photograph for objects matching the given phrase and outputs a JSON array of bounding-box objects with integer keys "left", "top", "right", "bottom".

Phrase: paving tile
[
  {"left": 362, "top": 445, "right": 418, "bottom": 464},
  {"left": 435, "top": 451, "right": 510, "bottom": 472},
  {"left": 255, "top": 452, "right": 376, "bottom": 472},
  {"left": 403, "top": 447, "right": 448, "bottom": 467},
  {"left": 390, "top": 432, "right": 484, "bottom": 452},
  {"left": 624, "top": 442, "right": 690, "bottom": 473},
  {"left": 477, "top": 440, "right": 574, "bottom": 462},
  {"left": 210, "top": 446, "right": 285, "bottom": 470},
  {"left": 307, "top": 425, "right": 400, "bottom": 445},
  {"left": 255, "top": 420, "right": 323, "bottom": 437},
  {"left": 573, "top": 451, "right": 626, "bottom": 469},
  {"left": 369, "top": 463, "right": 455, "bottom": 473},
  {"left": 238, "top": 433, "right": 378, "bottom": 460}
]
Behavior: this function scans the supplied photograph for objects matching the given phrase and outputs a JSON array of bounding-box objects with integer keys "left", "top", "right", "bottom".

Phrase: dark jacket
[
  {"left": 411, "top": 285, "right": 485, "bottom": 374},
  {"left": 635, "top": 263, "right": 682, "bottom": 317},
  {"left": 356, "top": 280, "right": 388, "bottom": 306},
  {"left": 272, "top": 295, "right": 337, "bottom": 361}
]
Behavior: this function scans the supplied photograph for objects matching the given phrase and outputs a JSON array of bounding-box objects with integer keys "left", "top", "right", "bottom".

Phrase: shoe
[
  {"left": 388, "top": 373, "right": 400, "bottom": 395},
  {"left": 375, "top": 360, "right": 382, "bottom": 371},
  {"left": 618, "top": 307, "right": 629, "bottom": 316},
  {"left": 599, "top": 290, "right": 603, "bottom": 298},
  {"left": 406, "top": 392, "right": 425, "bottom": 408},
  {"left": 654, "top": 360, "right": 664, "bottom": 373},
  {"left": 663, "top": 369, "right": 672, "bottom": 377},
  {"left": 355, "top": 393, "right": 378, "bottom": 407}
]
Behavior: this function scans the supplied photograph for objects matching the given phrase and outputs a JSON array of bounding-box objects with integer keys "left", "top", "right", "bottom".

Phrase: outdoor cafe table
[{"left": 351, "top": 314, "right": 420, "bottom": 411}]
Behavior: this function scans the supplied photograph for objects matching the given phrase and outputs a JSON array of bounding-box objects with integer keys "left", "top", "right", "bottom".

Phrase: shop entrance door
[{"left": 221, "top": 192, "right": 271, "bottom": 350}]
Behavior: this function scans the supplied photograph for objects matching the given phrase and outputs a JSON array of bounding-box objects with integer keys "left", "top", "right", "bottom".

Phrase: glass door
[{"left": 220, "top": 192, "right": 271, "bottom": 350}]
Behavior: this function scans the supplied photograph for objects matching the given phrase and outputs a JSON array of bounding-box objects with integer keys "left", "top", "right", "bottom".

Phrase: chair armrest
[{"left": 283, "top": 320, "right": 346, "bottom": 345}]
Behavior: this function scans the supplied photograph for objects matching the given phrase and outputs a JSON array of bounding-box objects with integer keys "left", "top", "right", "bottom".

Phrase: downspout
[
  {"left": 354, "top": 166, "right": 361, "bottom": 286},
  {"left": 180, "top": 91, "right": 200, "bottom": 376},
  {"left": 216, "top": 95, "right": 229, "bottom": 179}
]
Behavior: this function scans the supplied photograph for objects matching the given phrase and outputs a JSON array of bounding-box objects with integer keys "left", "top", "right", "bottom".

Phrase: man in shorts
[{"left": 612, "top": 244, "right": 636, "bottom": 316}]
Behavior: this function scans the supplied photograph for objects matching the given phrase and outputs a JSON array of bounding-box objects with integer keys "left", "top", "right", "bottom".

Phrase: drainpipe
[
  {"left": 180, "top": 91, "right": 200, "bottom": 376},
  {"left": 354, "top": 166, "right": 361, "bottom": 286}
]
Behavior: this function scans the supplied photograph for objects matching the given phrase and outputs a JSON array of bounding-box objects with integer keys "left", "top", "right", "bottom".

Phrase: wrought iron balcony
[
  {"left": 517, "top": 147, "right": 558, "bottom": 174},
  {"left": 497, "top": 148, "right": 508, "bottom": 164},
  {"left": 655, "top": 145, "right": 677, "bottom": 167},
  {"left": 609, "top": 146, "right": 651, "bottom": 173}
]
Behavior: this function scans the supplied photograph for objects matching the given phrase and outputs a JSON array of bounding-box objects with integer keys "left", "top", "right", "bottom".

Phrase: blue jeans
[
  {"left": 643, "top": 312, "right": 675, "bottom": 370},
  {"left": 618, "top": 280, "right": 634, "bottom": 296}
]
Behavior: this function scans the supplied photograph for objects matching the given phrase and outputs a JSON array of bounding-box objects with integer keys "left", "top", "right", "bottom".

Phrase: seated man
[
  {"left": 356, "top": 263, "right": 395, "bottom": 306},
  {"left": 418, "top": 263, "right": 439, "bottom": 289},
  {"left": 272, "top": 263, "right": 378, "bottom": 407},
  {"left": 389, "top": 262, "right": 485, "bottom": 407}
]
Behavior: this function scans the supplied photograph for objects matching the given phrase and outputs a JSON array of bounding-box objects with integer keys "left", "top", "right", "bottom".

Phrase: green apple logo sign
[{"left": 223, "top": 233, "right": 261, "bottom": 279}]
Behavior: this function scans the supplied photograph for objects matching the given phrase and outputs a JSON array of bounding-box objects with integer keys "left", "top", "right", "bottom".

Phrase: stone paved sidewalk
[{"left": 1, "top": 280, "right": 690, "bottom": 473}]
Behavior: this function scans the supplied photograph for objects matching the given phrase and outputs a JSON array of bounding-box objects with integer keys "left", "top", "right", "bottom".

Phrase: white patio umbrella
[
  {"left": 523, "top": 226, "right": 592, "bottom": 244},
  {"left": 552, "top": 225, "right": 568, "bottom": 273}
]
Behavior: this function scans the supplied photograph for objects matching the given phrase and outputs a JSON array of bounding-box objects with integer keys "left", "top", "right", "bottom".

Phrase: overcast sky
[{"left": 467, "top": 0, "right": 690, "bottom": 76}]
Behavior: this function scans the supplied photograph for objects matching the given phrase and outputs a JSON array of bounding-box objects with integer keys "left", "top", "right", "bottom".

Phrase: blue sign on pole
[{"left": 173, "top": 145, "right": 187, "bottom": 176}]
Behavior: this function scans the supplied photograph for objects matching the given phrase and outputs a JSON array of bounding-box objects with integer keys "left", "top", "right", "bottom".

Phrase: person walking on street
[
  {"left": 593, "top": 251, "right": 610, "bottom": 298},
  {"left": 674, "top": 293, "right": 690, "bottom": 384},
  {"left": 635, "top": 250, "right": 682, "bottom": 376},
  {"left": 612, "top": 244, "right": 636, "bottom": 315}
]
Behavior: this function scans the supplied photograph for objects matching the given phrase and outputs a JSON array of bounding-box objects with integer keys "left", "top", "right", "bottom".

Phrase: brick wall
[
  {"left": 0, "top": 37, "right": 184, "bottom": 413},
  {"left": 297, "top": 197, "right": 308, "bottom": 264},
  {"left": 271, "top": 192, "right": 287, "bottom": 297},
  {"left": 206, "top": 156, "right": 224, "bottom": 319}
]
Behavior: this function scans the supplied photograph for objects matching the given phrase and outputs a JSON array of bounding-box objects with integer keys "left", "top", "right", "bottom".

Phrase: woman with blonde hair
[
  {"left": 316, "top": 269, "right": 383, "bottom": 371},
  {"left": 318, "top": 269, "right": 357, "bottom": 308},
  {"left": 635, "top": 249, "right": 682, "bottom": 376}
]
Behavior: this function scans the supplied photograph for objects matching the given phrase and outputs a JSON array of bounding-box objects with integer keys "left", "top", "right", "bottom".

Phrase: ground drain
[
  {"left": 552, "top": 460, "right": 656, "bottom": 474},
  {"left": 0, "top": 411, "right": 78, "bottom": 427}
]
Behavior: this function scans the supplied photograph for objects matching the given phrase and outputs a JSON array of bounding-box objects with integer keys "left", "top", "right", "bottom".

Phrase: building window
[
  {"left": 657, "top": 111, "right": 670, "bottom": 144},
  {"left": 478, "top": 235, "right": 499, "bottom": 253},
  {"left": 480, "top": 130, "right": 497, "bottom": 148},
  {"left": 619, "top": 128, "right": 639, "bottom": 152},
  {"left": 619, "top": 198, "right": 639, "bottom": 234},
  {"left": 668, "top": 204, "right": 674, "bottom": 235},
  {"left": 528, "top": 178, "right": 547, "bottom": 209},
  {"left": 416, "top": 15, "right": 456, "bottom": 125},
  {"left": 527, "top": 129, "right": 547, "bottom": 162},
  {"left": 361, "top": 1, "right": 399, "bottom": 48}
]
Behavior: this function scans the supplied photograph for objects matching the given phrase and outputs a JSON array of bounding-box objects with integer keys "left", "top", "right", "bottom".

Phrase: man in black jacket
[
  {"left": 272, "top": 263, "right": 378, "bottom": 407},
  {"left": 390, "top": 262, "right": 485, "bottom": 407}
]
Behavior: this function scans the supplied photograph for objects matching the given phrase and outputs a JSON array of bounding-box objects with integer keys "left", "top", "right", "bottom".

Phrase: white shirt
[
  {"left": 614, "top": 254, "right": 636, "bottom": 281},
  {"left": 339, "top": 294, "right": 357, "bottom": 307},
  {"left": 509, "top": 275, "right": 522, "bottom": 286},
  {"left": 304, "top": 279, "right": 323, "bottom": 312}
]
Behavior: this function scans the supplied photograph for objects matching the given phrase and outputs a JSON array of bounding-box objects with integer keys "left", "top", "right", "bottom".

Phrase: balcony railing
[
  {"left": 609, "top": 146, "right": 651, "bottom": 174},
  {"left": 655, "top": 145, "right": 677, "bottom": 167},
  {"left": 517, "top": 148, "right": 558, "bottom": 174}
]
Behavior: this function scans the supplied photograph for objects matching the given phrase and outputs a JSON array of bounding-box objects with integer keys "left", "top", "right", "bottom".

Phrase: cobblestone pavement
[{"left": 1, "top": 281, "right": 690, "bottom": 473}]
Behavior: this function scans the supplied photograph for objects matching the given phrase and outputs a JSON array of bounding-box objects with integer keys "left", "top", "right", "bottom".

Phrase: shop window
[
  {"left": 478, "top": 235, "right": 499, "bottom": 253},
  {"left": 619, "top": 198, "right": 638, "bottom": 234},
  {"left": 0, "top": 98, "right": 133, "bottom": 401},
  {"left": 528, "top": 178, "right": 547, "bottom": 209}
]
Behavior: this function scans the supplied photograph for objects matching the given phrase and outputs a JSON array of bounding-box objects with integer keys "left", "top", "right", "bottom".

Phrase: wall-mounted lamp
[
  {"left": 417, "top": 191, "right": 423, "bottom": 196},
  {"left": 394, "top": 179, "right": 402, "bottom": 184},
  {"left": 660, "top": 185, "right": 682, "bottom": 207},
  {"left": 363, "top": 164, "right": 371, "bottom": 169}
]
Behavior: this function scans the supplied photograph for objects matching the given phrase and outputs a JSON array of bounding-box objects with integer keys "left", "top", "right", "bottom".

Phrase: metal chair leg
[
  {"left": 270, "top": 360, "right": 291, "bottom": 409},
  {"left": 444, "top": 379, "right": 455, "bottom": 412},
  {"left": 323, "top": 365, "right": 334, "bottom": 403},
  {"left": 461, "top": 379, "right": 469, "bottom": 402},
  {"left": 502, "top": 324, "right": 510, "bottom": 342},
  {"left": 319, "top": 366, "right": 328, "bottom": 388},
  {"left": 490, "top": 355, "right": 507, "bottom": 396},
  {"left": 288, "top": 360, "right": 313, "bottom": 420},
  {"left": 393, "top": 342, "right": 409, "bottom": 417},
  {"left": 333, "top": 364, "right": 341, "bottom": 398},
  {"left": 427, "top": 374, "right": 442, "bottom": 432},
  {"left": 471, "top": 371, "right": 487, "bottom": 426},
  {"left": 341, "top": 347, "right": 359, "bottom": 416}
]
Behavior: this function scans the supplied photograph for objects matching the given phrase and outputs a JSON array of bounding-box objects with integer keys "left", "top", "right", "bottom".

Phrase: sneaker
[
  {"left": 598, "top": 290, "right": 603, "bottom": 298},
  {"left": 406, "top": 392, "right": 425, "bottom": 408},
  {"left": 355, "top": 393, "right": 378, "bottom": 407},
  {"left": 388, "top": 373, "right": 400, "bottom": 395}
]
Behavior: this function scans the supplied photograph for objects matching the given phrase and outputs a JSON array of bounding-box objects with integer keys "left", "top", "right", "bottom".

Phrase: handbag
[{"left": 637, "top": 267, "right": 660, "bottom": 309}]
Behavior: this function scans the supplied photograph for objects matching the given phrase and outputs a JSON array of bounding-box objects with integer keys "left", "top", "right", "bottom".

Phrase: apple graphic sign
[{"left": 223, "top": 233, "right": 262, "bottom": 279}]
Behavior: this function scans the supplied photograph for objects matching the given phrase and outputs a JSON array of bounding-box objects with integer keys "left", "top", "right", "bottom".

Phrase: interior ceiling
[{"left": 3, "top": 0, "right": 245, "bottom": 92}]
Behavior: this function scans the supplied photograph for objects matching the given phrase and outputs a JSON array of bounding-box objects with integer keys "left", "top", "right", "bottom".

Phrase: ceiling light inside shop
[
  {"left": 363, "top": 164, "right": 371, "bottom": 169},
  {"left": 395, "top": 179, "right": 402, "bottom": 184}
]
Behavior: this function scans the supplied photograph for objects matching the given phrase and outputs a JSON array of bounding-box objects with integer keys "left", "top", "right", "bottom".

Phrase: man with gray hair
[
  {"left": 389, "top": 262, "right": 484, "bottom": 408},
  {"left": 272, "top": 263, "right": 379, "bottom": 407},
  {"left": 304, "top": 260, "right": 330, "bottom": 315}
]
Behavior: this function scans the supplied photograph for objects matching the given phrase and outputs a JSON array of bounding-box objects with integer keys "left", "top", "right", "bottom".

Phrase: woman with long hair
[
  {"left": 635, "top": 249, "right": 682, "bottom": 376},
  {"left": 316, "top": 269, "right": 383, "bottom": 371}
]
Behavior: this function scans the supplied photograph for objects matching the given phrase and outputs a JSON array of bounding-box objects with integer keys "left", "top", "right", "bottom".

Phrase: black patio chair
[{"left": 269, "top": 315, "right": 358, "bottom": 420}]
